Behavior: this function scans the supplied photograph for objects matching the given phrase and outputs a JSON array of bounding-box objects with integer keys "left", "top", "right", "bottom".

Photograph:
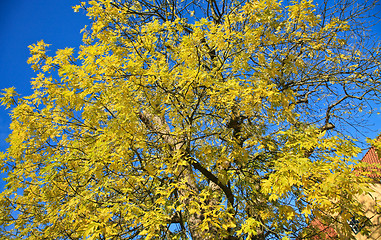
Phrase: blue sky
[{"left": 0, "top": 1, "right": 380, "bottom": 190}]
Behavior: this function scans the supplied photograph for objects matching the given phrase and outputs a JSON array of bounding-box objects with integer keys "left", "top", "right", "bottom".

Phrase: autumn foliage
[{"left": 1, "top": 0, "right": 381, "bottom": 239}]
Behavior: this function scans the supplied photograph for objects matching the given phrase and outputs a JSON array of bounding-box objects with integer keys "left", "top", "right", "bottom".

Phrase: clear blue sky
[{"left": 0, "top": 1, "right": 380, "bottom": 190}]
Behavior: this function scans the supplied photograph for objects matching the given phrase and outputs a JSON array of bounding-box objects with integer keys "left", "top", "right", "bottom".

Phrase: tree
[{"left": 0, "top": 0, "right": 380, "bottom": 239}]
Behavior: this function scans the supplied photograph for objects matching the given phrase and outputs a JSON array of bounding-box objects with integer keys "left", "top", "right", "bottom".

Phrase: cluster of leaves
[{"left": 0, "top": 0, "right": 381, "bottom": 239}]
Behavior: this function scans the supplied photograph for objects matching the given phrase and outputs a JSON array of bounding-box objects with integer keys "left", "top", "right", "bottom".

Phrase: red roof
[
  {"left": 310, "top": 219, "right": 338, "bottom": 239},
  {"left": 359, "top": 145, "right": 381, "bottom": 178},
  {"left": 361, "top": 146, "right": 381, "bottom": 165}
]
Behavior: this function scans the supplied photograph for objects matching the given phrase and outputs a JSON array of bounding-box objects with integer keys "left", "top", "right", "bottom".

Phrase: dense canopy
[{"left": 1, "top": 0, "right": 381, "bottom": 239}]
